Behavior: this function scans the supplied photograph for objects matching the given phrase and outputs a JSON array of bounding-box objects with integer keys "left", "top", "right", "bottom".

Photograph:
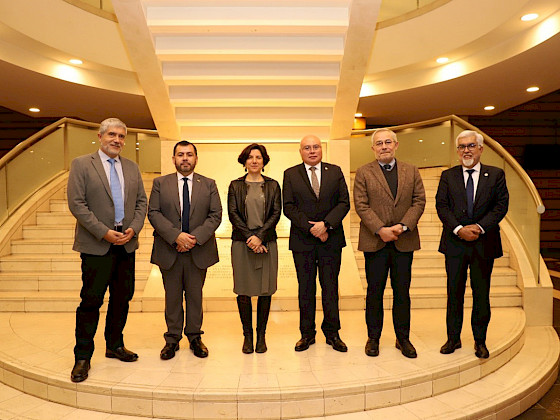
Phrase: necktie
[
  {"left": 182, "top": 177, "right": 190, "bottom": 233},
  {"left": 108, "top": 158, "right": 124, "bottom": 224},
  {"left": 310, "top": 167, "right": 320, "bottom": 198},
  {"left": 466, "top": 169, "right": 475, "bottom": 218},
  {"left": 383, "top": 164, "right": 391, "bottom": 171}
]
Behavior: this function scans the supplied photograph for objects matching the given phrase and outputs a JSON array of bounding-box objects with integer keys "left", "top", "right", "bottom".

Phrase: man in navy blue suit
[{"left": 436, "top": 130, "right": 509, "bottom": 359}]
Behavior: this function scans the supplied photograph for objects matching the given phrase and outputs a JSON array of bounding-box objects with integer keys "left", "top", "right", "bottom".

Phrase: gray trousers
[{"left": 161, "top": 252, "right": 206, "bottom": 344}]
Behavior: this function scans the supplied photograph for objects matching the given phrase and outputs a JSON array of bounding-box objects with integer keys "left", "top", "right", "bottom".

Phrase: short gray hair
[
  {"left": 371, "top": 128, "right": 397, "bottom": 146},
  {"left": 456, "top": 130, "right": 483, "bottom": 147},
  {"left": 99, "top": 118, "right": 127, "bottom": 135}
]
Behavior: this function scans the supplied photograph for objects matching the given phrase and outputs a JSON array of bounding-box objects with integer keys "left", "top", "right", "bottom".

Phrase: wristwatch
[{"left": 400, "top": 224, "right": 408, "bottom": 232}]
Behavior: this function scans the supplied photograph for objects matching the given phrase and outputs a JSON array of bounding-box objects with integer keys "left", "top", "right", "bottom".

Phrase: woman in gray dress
[{"left": 228, "top": 144, "right": 281, "bottom": 354}]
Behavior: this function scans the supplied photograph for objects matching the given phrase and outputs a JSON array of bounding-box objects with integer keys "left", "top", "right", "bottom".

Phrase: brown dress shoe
[
  {"left": 71, "top": 359, "right": 90, "bottom": 383},
  {"left": 326, "top": 335, "right": 348, "bottom": 352}
]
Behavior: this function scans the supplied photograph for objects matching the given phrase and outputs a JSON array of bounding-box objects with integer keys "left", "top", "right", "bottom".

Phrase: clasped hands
[
  {"left": 246, "top": 235, "right": 268, "bottom": 254},
  {"left": 377, "top": 224, "right": 405, "bottom": 243},
  {"left": 458, "top": 224, "right": 481, "bottom": 241},
  {"left": 175, "top": 232, "right": 197, "bottom": 252},
  {"left": 103, "top": 228, "right": 135, "bottom": 245},
  {"left": 309, "top": 221, "right": 328, "bottom": 242}
]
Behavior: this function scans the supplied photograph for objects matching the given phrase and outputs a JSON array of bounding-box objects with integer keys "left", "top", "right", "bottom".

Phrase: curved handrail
[{"left": 351, "top": 114, "right": 545, "bottom": 214}]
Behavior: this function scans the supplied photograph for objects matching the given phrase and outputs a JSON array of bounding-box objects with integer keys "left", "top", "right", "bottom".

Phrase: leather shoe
[
  {"left": 440, "top": 339, "right": 462, "bottom": 354},
  {"left": 294, "top": 336, "right": 315, "bottom": 352},
  {"left": 255, "top": 333, "right": 267, "bottom": 353},
  {"left": 326, "top": 335, "right": 348, "bottom": 352},
  {"left": 365, "top": 338, "right": 379, "bottom": 357},
  {"left": 242, "top": 334, "right": 254, "bottom": 354},
  {"left": 160, "top": 342, "right": 179, "bottom": 360},
  {"left": 395, "top": 338, "right": 417, "bottom": 358},
  {"left": 190, "top": 337, "right": 209, "bottom": 358},
  {"left": 105, "top": 346, "right": 138, "bottom": 362},
  {"left": 71, "top": 359, "right": 90, "bottom": 383},
  {"left": 474, "top": 342, "right": 489, "bottom": 359}
]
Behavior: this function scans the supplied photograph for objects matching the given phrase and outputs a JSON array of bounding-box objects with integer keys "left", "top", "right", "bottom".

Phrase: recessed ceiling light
[
  {"left": 441, "top": 142, "right": 445, "bottom": 145},
  {"left": 436, "top": 57, "right": 449, "bottom": 64},
  {"left": 526, "top": 86, "right": 540, "bottom": 92},
  {"left": 484, "top": 105, "right": 495, "bottom": 111},
  {"left": 354, "top": 113, "right": 362, "bottom": 117},
  {"left": 29, "top": 107, "right": 40, "bottom": 113},
  {"left": 69, "top": 59, "right": 83, "bottom": 65},
  {"left": 521, "top": 13, "right": 538, "bottom": 21},
  {"left": 418, "top": 139, "right": 423, "bottom": 143}
]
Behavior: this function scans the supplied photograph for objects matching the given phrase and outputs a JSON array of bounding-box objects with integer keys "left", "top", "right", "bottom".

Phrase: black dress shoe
[
  {"left": 190, "top": 337, "right": 209, "bottom": 358},
  {"left": 326, "top": 335, "right": 348, "bottom": 352},
  {"left": 294, "top": 336, "right": 315, "bottom": 352},
  {"left": 160, "top": 342, "right": 179, "bottom": 360},
  {"left": 396, "top": 338, "right": 417, "bottom": 358},
  {"left": 474, "top": 342, "right": 489, "bottom": 359},
  {"left": 71, "top": 359, "right": 90, "bottom": 383},
  {"left": 365, "top": 338, "right": 379, "bottom": 357},
  {"left": 105, "top": 346, "right": 138, "bottom": 362},
  {"left": 440, "top": 339, "right": 462, "bottom": 354},
  {"left": 255, "top": 333, "right": 267, "bottom": 354},
  {"left": 242, "top": 334, "right": 254, "bottom": 354}
]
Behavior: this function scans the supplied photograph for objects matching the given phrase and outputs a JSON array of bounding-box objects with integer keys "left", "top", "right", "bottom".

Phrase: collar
[
  {"left": 177, "top": 172, "right": 194, "bottom": 182},
  {"left": 462, "top": 162, "right": 481, "bottom": 173},
  {"left": 99, "top": 149, "right": 120, "bottom": 162},
  {"left": 304, "top": 162, "right": 321, "bottom": 172},
  {"left": 378, "top": 159, "right": 396, "bottom": 170}
]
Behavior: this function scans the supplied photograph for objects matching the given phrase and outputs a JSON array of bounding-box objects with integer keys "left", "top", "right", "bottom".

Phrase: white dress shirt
[
  {"left": 304, "top": 162, "right": 321, "bottom": 186},
  {"left": 177, "top": 172, "right": 193, "bottom": 214}
]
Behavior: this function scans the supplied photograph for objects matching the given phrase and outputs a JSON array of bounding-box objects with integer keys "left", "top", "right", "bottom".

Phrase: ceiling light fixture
[
  {"left": 29, "top": 107, "right": 40, "bottom": 113},
  {"left": 526, "top": 86, "right": 540, "bottom": 92},
  {"left": 521, "top": 13, "right": 538, "bottom": 21},
  {"left": 69, "top": 59, "right": 83, "bottom": 65},
  {"left": 354, "top": 113, "right": 362, "bottom": 117},
  {"left": 436, "top": 57, "right": 449, "bottom": 64},
  {"left": 484, "top": 106, "right": 495, "bottom": 111}
]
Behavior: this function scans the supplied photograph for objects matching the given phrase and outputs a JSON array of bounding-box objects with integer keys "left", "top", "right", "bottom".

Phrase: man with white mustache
[{"left": 436, "top": 130, "right": 509, "bottom": 359}]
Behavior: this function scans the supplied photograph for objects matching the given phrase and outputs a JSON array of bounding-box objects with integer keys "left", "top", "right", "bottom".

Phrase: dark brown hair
[{"left": 237, "top": 143, "right": 270, "bottom": 167}]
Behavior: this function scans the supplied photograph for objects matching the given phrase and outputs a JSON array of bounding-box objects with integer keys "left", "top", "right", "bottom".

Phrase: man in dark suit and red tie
[
  {"left": 283, "top": 135, "right": 350, "bottom": 352},
  {"left": 148, "top": 141, "right": 222, "bottom": 360},
  {"left": 436, "top": 130, "right": 509, "bottom": 359}
]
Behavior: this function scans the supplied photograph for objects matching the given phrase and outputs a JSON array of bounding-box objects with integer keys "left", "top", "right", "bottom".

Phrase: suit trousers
[
  {"left": 292, "top": 248, "right": 341, "bottom": 338},
  {"left": 445, "top": 246, "right": 494, "bottom": 343},
  {"left": 161, "top": 251, "right": 206, "bottom": 344},
  {"left": 74, "top": 246, "right": 135, "bottom": 360},
  {"left": 364, "top": 244, "right": 413, "bottom": 341}
]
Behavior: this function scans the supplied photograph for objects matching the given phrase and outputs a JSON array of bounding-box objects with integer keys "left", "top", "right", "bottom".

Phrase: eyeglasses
[
  {"left": 457, "top": 143, "right": 478, "bottom": 151},
  {"left": 302, "top": 145, "right": 321, "bottom": 152},
  {"left": 107, "top": 131, "right": 126, "bottom": 140},
  {"left": 374, "top": 139, "right": 394, "bottom": 147}
]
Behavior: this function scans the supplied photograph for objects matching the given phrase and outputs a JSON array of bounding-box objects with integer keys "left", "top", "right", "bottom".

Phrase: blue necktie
[
  {"left": 182, "top": 177, "right": 190, "bottom": 233},
  {"left": 108, "top": 158, "right": 124, "bottom": 224},
  {"left": 466, "top": 169, "right": 475, "bottom": 219}
]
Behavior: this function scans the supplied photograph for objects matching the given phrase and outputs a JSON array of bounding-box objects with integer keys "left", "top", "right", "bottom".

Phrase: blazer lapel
[
  {"left": 189, "top": 173, "right": 201, "bottom": 217},
  {"left": 166, "top": 174, "right": 181, "bottom": 217},
  {"left": 298, "top": 163, "right": 316, "bottom": 198},
  {"left": 474, "top": 164, "right": 490, "bottom": 209},
  {"left": 91, "top": 153, "right": 112, "bottom": 201},
  {"left": 373, "top": 161, "right": 394, "bottom": 199},
  {"left": 452, "top": 166, "right": 468, "bottom": 209},
  {"left": 394, "top": 161, "right": 407, "bottom": 203}
]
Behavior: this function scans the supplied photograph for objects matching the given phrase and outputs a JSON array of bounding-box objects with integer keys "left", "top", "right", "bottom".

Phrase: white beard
[{"left": 462, "top": 157, "right": 474, "bottom": 167}]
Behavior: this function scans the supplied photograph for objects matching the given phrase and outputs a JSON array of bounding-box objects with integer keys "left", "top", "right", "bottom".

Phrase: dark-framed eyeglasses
[{"left": 457, "top": 143, "right": 478, "bottom": 151}]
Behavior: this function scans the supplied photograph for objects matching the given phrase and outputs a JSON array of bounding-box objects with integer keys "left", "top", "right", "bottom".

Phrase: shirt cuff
[
  {"left": 453, "top": 225, "right": 463, "bottom": 236},
  {"left": 476, "top": 223, "right": 485, "bottom": 234}
]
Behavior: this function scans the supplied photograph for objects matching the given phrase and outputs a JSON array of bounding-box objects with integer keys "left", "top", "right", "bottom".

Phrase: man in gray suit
[
  {"left": 67, "top": 118, "right": 147, "bottom": 383},
  {"left": 354, "top": 128, "right": 425, "bottom": 358},
  {"left": 148, "top": 141, "right": 221, "bottom": 360}
]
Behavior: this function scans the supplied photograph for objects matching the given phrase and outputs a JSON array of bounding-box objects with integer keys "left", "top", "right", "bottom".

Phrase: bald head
[{"left": 299, "top": 135, "right": 322, "bottom": 166}]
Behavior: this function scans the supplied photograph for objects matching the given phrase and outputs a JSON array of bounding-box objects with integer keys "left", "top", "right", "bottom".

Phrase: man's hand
[
  {"left": 458, "top": 224, "right": 481, "bottom": 241},
  {"left": 318, "top": 232, "right": 329, "bottom": 242},
  {"left": 377, "top": 226, "right": 398, "bottom": 242},
  {"left": 175, "top": 232, "right": 197, "bottom": 252},
  {"left": 389, "top": 224, "right": 405, "bottom": 237},
  {"left": 103, "top": 229, "right": 124, "bottom": 244},
  {"left": 309, "top": 221, "right": 327, "bottom": 237},
  {"left": 114, "top": 228, "right": 135, "bottom": 245}
]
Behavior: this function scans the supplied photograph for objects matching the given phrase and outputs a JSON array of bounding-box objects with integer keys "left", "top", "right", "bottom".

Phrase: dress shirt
[
  {"left": 177, "top": 172, "right": 193, "bottom": 214},
  {"left": 453, "top": 162, "right": 485, "bottom": 235},
  {"left": 378, "top": 159, "right": 396, "bottom": 171},
  {"left": 99, "top": 150, "right": 125, "bottom": 226},
  {"left": 304, "top": 162, "right": 321, "bottom": 186}
]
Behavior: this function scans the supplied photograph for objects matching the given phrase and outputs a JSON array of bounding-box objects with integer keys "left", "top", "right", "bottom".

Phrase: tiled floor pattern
[{"left": 0, "top": 307, "right": 555, "bottom": 419}]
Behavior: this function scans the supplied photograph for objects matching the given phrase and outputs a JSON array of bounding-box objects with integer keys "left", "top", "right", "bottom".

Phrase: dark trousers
[
  {"left": 74, "top": 246, "right": 135, "bottom": 360},
  {"left": 292, "top": 249, "right": 341, "bottom": 338},
  {"left": 161, "top": 252, "right": 206, "bottom": 344},
  {"left": 445, "top": 247, "right": 494, "bottom": 343},
  {"left": 364, "top": 244, "right": 413, "bottom": 341}
]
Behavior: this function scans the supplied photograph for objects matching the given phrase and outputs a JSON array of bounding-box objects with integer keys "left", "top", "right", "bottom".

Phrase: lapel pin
[
  {"left": 484, "top": 173, "right": 488, "bottom": 177},
  {"left": 325, "top": 166, "right": 329, "bottom": 170}
]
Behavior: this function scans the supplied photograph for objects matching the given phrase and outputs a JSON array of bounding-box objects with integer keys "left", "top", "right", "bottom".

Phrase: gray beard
[{"left": 462, "top": 157, "right": 474, "bottom": 167}]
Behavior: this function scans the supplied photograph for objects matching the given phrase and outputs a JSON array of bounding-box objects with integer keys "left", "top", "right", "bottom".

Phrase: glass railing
[
  {"left": 378, "top": 0, "right": 450, "bottom": 25},
  {"left": 63, "top": 0, "right": 115, "bottom": 17},
  {"left": 0, "top": 118, "right": 160, "bottom": 225},
  {"left": 350, "top": 115, "right": 545, "bottom": 284}
]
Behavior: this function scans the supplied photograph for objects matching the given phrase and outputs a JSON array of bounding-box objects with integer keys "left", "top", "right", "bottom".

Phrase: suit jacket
[
  {"left": 354, "top": 160, "right": 426, "bottom": 253},
  {"left": 148, "top": 172, "right": 222, "bottom": 271},
  {"left": 67, "top": 151, "right": 147, "bottom": 255},
  {"left": 436, "top": 164, "right": 509, "bottom": 258},
  {"left": 283, "top": 162, "right": 350, "bottom": 252}
]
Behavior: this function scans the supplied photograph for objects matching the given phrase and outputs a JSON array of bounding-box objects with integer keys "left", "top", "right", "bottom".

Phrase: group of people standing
[{"left": 68, "top": 118, "right": 508, "bottom": 384}]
